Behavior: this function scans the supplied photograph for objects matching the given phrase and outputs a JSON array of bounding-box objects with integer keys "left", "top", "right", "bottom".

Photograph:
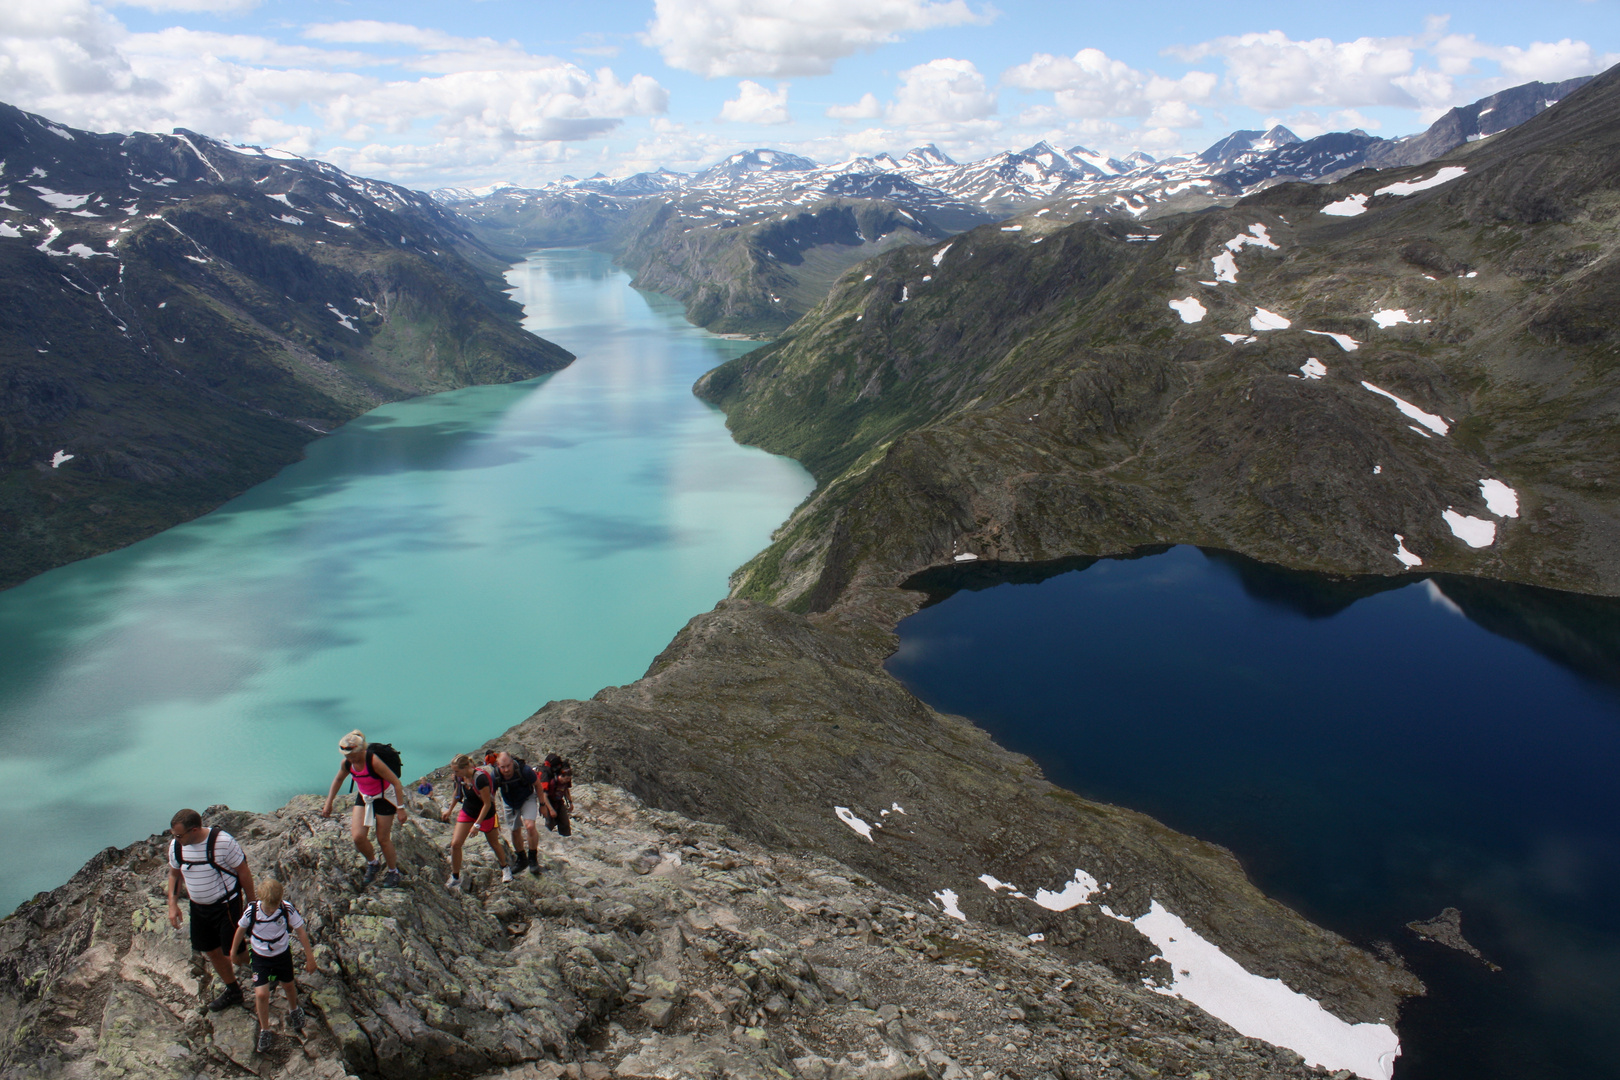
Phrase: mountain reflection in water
[{"left": 890, "top": 545, "right": 1620, "bottom": 1080}]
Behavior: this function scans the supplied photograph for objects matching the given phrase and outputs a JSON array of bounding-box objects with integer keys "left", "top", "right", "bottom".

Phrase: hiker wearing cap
[
  {"left": 229, "top": 878, "right": 315, "bottom": 1054},
  {"left": 442, "top": 754, "right": 510, "bottom": 889},
  {"left": 320, "top": 730, "right": 409, "bottom": 888},
  {"left": 491, "top": 752, "right": 547, "bottom": 877},
  {"left": 166, "top": 808, "right": 257, "bottom": 1012}
]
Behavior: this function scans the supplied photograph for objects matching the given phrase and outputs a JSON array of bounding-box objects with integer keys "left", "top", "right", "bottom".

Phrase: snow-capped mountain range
[{"left": 435, "top": 77, "right": 1594, "bottom": 229}]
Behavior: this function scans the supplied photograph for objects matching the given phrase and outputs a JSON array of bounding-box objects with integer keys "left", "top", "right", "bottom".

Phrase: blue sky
[{"left": 5, "top": 1, "right": 1617, "bottom": 188}]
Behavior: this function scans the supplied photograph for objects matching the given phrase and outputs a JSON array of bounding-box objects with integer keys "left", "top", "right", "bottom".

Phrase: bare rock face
[
  {"left": 1, "top": 784, "right": 1371, "bottom": 1080},
  {"left": 1405, "top": 908, "right": 1500, "bottom": 972}
]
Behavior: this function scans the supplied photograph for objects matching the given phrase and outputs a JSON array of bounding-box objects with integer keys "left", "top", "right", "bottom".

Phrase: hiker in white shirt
[
  {"left": 166, "top": 808, "right": 256, "bottom": 1012},
  {"left": 230, "top": 878, "right": 316, "bottom": 1054}
]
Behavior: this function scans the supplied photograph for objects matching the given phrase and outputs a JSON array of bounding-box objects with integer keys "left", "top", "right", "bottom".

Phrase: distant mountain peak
[{"left": 904, "top": 144, "right": 955, "bottom": 167}]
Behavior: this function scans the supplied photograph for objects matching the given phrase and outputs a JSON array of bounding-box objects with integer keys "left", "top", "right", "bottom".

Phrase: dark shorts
[
  {"left": 189, "top": 896, "right": 243, "bottom": 955},
  {"left": 353, "top": 794, "right": 396, "bottom": 816},
  {"left": 250, "top": 949, "right": 295, "bottom": 988},
  {"left": 545, "top": 806, "right": 572, "bottom": 837}
]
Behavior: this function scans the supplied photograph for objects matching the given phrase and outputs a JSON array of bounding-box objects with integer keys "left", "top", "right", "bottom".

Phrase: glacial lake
[
  {"left": 0, "top": 249, "right": 812, "bottom": 913},
  {"left": 887, "top": 546, "right": 1620, "bottom": 1080}
]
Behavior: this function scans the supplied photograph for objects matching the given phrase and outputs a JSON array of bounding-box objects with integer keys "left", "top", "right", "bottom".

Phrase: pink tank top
[{"left": 349, "top": 754, "right": 386, "bottom": 797}]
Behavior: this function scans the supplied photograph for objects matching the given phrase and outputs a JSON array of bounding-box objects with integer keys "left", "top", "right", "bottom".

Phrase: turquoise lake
[{"left": 0, "top": 249, "right": 812, "bottom": 913}]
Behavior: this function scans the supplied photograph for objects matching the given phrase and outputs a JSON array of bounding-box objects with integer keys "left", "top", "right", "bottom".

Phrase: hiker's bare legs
[
  {"left": 254, "top": 984, "right": 271, "bottom": 1030},
  {"left": 483, "top": 829, "right": 508, "bottom": 867},
  {"left": 348, "top": 806, "right": 376, "bottom": 862},
  {"left": 374, "top": 813, "right": 398, "bottom": 869},
  {"left": 283, "top": 982, "right": 300, "bottom": 1012},
  {"left": 203, "top": 946, "right": 235, "bottom": 984},
  {"left": 450, "top": 819, "right": 474, "bottom": 876}
]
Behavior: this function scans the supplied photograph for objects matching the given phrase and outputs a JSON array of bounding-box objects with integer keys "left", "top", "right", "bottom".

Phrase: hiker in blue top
[{"left": 490, "top": 751, "right": 548, "bottom": 877}]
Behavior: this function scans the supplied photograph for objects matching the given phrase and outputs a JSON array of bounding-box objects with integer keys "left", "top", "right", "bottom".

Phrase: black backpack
[
  {"left": 489, "top": 756, "right": 533, "bottom": 794},
  {"left": 244, "top": 901, "right": 297, "bottom": 948},
  {"left": 170, "top": 827, "right": 242, "bottom": 900},
  {"left": 348, "top": 742, "right": 403, "bottom": 792}
]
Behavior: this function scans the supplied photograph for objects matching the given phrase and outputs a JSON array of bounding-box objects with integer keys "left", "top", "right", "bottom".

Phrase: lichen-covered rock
[{"left": 0, "top": 784, "right": 1380, "bottom": 1080}]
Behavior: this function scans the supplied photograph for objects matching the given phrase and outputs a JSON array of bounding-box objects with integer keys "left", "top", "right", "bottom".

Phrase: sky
[{"left": 3, "top": 0, "right": 1618, "bottom": 190}]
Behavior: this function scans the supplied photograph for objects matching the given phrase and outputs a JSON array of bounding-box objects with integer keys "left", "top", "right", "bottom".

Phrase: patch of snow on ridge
[
  {"left": 953, "top": 552, "right": 979, "bottom": 562},
  {"left": 1376, "top": 167, "right": 1467, "bottom": 197},
  {"left": 1168, "top": 297, "right": 1206, "bottom": 323},
  {"left": 834, "top": 806, "right": 874, "bottom": 841},
  {"left": 978, "top": 874, "right": 1026, "bottom": 898},
  {"left": 268, "top": 193, "right": 294, "bottom": 207},
  {"left": 1360, "top": 383, "right": 1449, "bottom": 435},
  {"left": 1304, "top": 329, "right": 1359, "bottom": 351},
  {"left": 1299, "top": 358, "right": 1327, "bottom": 379},
  {"left": 1209, "top": 224, "right": 1278, "bottom": 284},
  {"left": 932, "top": 243, "right": 952, "bottom": 266},
  {"left": 1221, "top": 334, "right": 1256, "bottom": 345},
  {"left": 1211, "top": 251, "right": 1239, "bottom": 283},
  {"left": 1372, "top": 309, "right": 1429, "bottom": 329},
  {"left": 1251, "top": 308, "right": 1290, "bottom": 331},
  {"left": 1480, "top": 479, "right": 1519, "bottom": 517},
  {"left": 1443, "top": 510, "right": 1496, "bottom": 548},
  {"left": 1321, "top": 193, "right": 1369, "bottom": 217},
  {"left": 1033, "top": 869, "right": 1103, "bottom": 911},
  {"left": 0, "top": 223, "right": 19, "bottom": 238},
  {"left": 1394, "top": 534, "right": 1422, "bottom": 568},
  {"left": 1001, "top": 225, "right": 1023, "bottom": 232},
  {"left": 1127, "top": 901, "right": 1401, "bottom": 1080},
  {"left": 934, "top": 889, "right": 967, "bottom": 921},
  {"left": 50, "top": 451, "right": 74, "bottom": 469},
  {"left": 30, "top": 187, "right": 90, "bottom": 209}
]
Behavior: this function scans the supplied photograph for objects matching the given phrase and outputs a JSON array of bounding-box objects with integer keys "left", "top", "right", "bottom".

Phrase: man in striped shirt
[{"left": 166, "top": 809, "right": 257, "bottom": 1012}]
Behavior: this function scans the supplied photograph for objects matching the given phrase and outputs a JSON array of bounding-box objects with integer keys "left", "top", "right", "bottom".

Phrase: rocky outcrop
[{"left": 0, "top": 785, "right": 1361, "bottom": 1080}]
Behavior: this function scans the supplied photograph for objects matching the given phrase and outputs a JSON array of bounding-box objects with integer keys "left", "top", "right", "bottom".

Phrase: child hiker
[{"left": 230, "top": 878, "right": 316, "bottom": 1054}]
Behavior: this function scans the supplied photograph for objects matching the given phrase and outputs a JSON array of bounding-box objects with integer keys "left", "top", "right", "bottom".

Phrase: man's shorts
[
  {"left": 505, "top": 794, "right": 539, "bottom": 822},
  {"left": 190, "top": 896, "right": 243, "bottom": 955},
  {"left": 353, "top": 794, "right": 397, "bottom": 816},
  {"left": 457, "top": 809, "right": 497, "bottom": 833},
  {"left": 250, "top": 949, "right": 296, "bottom": 987}
]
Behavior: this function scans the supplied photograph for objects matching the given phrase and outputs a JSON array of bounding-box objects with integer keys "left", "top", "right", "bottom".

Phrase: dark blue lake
[{"left": 885, "top": 545, "right": 1620, "bottom": 1080}]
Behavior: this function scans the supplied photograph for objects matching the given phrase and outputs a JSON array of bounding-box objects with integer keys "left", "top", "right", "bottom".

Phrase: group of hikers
[{"left": 165, "top": 731, "right": 574, "bottom": 1053}]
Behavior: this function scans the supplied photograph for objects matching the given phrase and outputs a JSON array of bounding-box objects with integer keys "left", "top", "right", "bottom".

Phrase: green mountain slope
[
  {"left": 697, "top": 67, "right": 1620, "bottom": 609},
  {"left": 0, "top": 104, "right": 572, "bottom": 588}
]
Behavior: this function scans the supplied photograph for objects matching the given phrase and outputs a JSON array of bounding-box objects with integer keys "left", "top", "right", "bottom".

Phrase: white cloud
[
  {"left": 1004, "top": 48, "right": 1215, "bottom": 120},
  {"left": 1176, "top": 30, "right": 1424, "bottom": 110},
  {"left": 887, "top": 57, "right": 995, "bottom": 125},
  {"left": 109, "top": 0, "right": 259, "bottom": 12},
  {"left": 1434, "top": 33, "right": 1620, "bottom": 85},
  {"left": 643, "top": 0, "right": 990, "bottom": 78},
  {"left": 826, "top": 91, "right": 881, "bottom": 120},
  {"left": 719, "top": 79, "right": 790, "bottom": 123},
  {"left": 0, "top": 6, "right": 668, "bottom": 178}
]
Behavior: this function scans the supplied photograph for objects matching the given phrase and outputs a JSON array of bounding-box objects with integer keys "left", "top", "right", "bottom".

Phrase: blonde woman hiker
[
  {"left": 441, "top": 754, "right": 510, "bottom": 889},
  {"left": 320, "top": 731, "right": 409, "bottom": 888},
  {"left": 230, "top": 878, "right": 316, "bottom": 1054}
]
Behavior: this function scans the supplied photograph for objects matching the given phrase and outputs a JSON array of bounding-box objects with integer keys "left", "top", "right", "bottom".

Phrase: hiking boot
[
  {"left": 380, "top": 867, "right": 402, "bottom": 889},
  {"left": 208, "top": 982, "right": 244, "bottom": 1012},
  {"left": 257, "top": 1027, "right": 274, "bottom": 1054},
  {"left": 530, "top": 854, "right": 542, "bottom": 877},
  {"left": 513, "top": 849, "right": 529, "bottom": 872},
  {"left": 288, "top": 1006, "right": 306, "bottom": 1034},
  {"left": 445, "top": 874, "right": 460, "bottom": 890},
  {"left": 502, "top": 865, "right": 514, "bottom": 883},
  {"left": 362, "top": 860, "right": 382, "bottom": 886}
]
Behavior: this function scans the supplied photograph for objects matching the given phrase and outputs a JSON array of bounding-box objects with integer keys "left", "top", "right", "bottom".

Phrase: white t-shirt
[
  {"left": 168, "top": 829, "right": 245, "bottom": 905},
  {"left": 237, "top": 901, "right": 306, "bottom": 957}
]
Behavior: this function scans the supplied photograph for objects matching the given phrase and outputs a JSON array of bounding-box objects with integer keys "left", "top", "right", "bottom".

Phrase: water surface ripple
[{"left": 0, "top": 249, "right": 812, "bottom": 912}]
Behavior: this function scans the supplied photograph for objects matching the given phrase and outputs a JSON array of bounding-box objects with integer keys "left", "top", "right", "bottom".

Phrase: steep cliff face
[
  {"left": 0, "top": 104, "right": 573, "bottom": 589},
  {"left": 696, "top": 67, "right": 1620, "bottom": 611},
  {"left": 0, "top": 785, "right": 1366, "bottom": 1080}
]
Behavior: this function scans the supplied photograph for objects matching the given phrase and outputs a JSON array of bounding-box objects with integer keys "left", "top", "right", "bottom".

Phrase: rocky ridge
[
  {"left": 0, "top": 785, "right": 1360, "bottom": 1080},
  {"left": 695, "top": 66, "right": 1620, "bottom": 610}
]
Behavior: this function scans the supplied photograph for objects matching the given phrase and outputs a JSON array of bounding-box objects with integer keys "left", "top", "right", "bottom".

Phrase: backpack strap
[{"left": 204, "top": 827, "right": 241, "bottom": 899}]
